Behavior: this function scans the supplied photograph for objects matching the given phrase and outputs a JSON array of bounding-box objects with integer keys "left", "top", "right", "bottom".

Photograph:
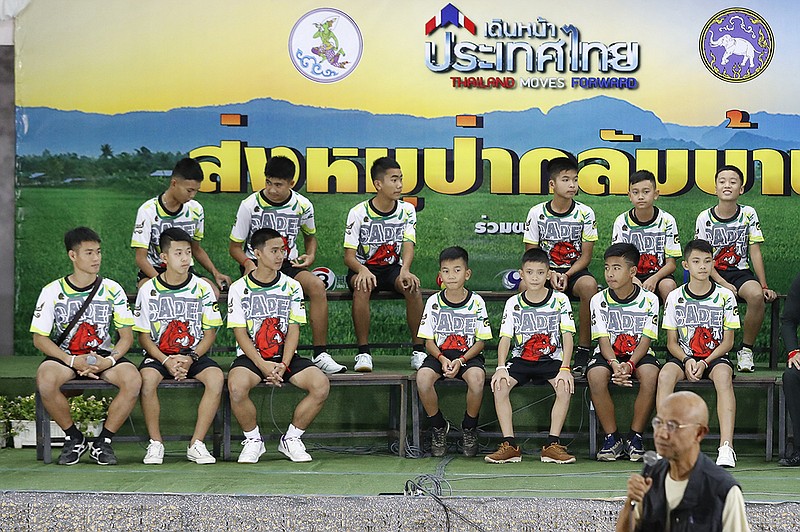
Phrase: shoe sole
[
  {"left": 278, "top": 449, "right": 312, "bottom": 462},
  {"left": 629, "top": 455, "right": 644, "bottom": 462},
  {"left": 596, "top": 455, "right": 621, "bottom": 462},
  {"left": 737, "top": 365, "right": 754, "bottom": 372},
  {"left": 717, "top": 462, "right": 735, "bottom": 468},
  {"left": 315, "top": 361, "right": 347, "bottom": 374},
  {"left": 188, "top": 457, "right": 216, "bottom": 464},
  {"left": 541, "top": 456, "right": 576, "bottom": 464},
  {"left": 238, "top": 450, "right": 266, "bottom": 463},
  {"left": 143, "top": 458, "right": 163, "bottom": 465},
  {"left": 354, "top": 366, "right": 372, "bottom": 372},
  {"left": 484, "top": 456, "right": 522, "bottom": 463}
]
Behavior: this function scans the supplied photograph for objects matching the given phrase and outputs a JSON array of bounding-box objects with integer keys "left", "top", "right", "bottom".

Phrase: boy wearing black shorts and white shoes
[
  {"left": 612, "top": 170, "right": 680, "bottom": 301},
  {"left": 695, "top": 165, "right": 777, "bottom": 372},
  {"left": 32, "top": 227, "right": 141, "bottom": 465},
  {"left": 658, "top": 239, "right": 741, "bottom": 467},
  {"left": 586, "top": 243, "right": 660, "bottom": 462},
  {"left": 523, "top": 156, "right": 598, "bottom": 376},
  {"left": 416, "top": 246, "right": 492, "bottom": 457},
  {"left": 135, "top": 228, "right": 225, "bottom": 465},
  {"left": 227, "top": 228, "right": 330, "bottom": 463},
  {"left": 486, "top": 248, "right": 577, "bottom": 464},
  {"left": 344, "top": 157, "right": 425, "bottom": 372},
  {"left": 131, "top": 157, "right": 231, "bottom": 296},
  {"left": 229, "top": 156, "right": 344, "bottom": 375}
]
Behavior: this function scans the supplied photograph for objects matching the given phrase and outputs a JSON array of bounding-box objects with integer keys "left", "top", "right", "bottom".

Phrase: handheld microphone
[
  {"left": 641, "top": 450, "right": 659, "bottom": 478},
  {"left": 86, "top": 354, "right": 97, "bottom": 366}
]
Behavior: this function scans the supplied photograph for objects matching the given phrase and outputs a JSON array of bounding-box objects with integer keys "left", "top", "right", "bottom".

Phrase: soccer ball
[
  {"left": 312, "top": 267, "right": 337, "bottom": 291},
  {"left": 500, "top": 269, "right": 522, "bottom": 290},
  {"left": 435, "top": 273, "right": 446, "bottom": 289}
]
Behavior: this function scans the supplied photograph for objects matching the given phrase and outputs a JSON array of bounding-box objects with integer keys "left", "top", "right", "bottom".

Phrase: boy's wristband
[
  {"left": 495, "top": 366, "right": 508, "bottom": 372},
  {"left": 458, "top": 356, "right": 467, "bottom": 365},
  {"left": 559, "top": 367, "right": 571, "bottom": 372},
  {"left": 625, "top": 360, "right": 636, "bottom": 373},
  {"left": 69, "top": 355, "right": 76, "bottom": 368},
  {"left": 105, "top": 356, "right": 117, "bottom": 367}
]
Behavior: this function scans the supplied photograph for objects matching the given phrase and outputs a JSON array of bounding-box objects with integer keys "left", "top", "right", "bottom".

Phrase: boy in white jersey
[
  {"left": 658, "top": 239, "right": 741, "bottom": 468},
  {"left": 227, "top": 228, "right": 329, "bottom": 463},
  {"left": 229, "top": 156, "right": 344, "bottom": 375},
  {"left": 135, "top": 228, "right": 224, "bottom": 465},
  {"left": 612, "top": 170, "right": 680, "bottom": 301},
  {"left": 485, "top": 248, "right": 576, "bottom": 465},
  {"left": 523, "top": 157, "right": 598, "bottom": 377},
  {"left": 695, "top": 165, "right": 777, "bottom": 373},
  {"left": 131, "top": 157, "right": 231, "bottom": 296},
  {"left": 344, "top": 157, "right": 424, "bottom": 372},
  {"left": 416, "top": 246, "right": 491, "bottom": 457},
  {"left": 32, "top": 227, "right": 141, "bottom": 466},
  {"left": 586, "top": 243, "right": 660, "bottom": 462}
]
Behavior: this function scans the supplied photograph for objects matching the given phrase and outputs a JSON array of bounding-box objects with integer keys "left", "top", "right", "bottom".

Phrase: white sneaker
[
  {"left": 187, "top": 439, "right": 216, "bottom": 464},
  {"left": 278, "top": 435, "right": 312, "bottom": 462},
  {"left": 716, "top": 441, "right": 736, "bottom": 468},
  {"left": 313, "top": 352, "right": 347, "bottom": 374},
  {"left": 143, "top": 439, "right": 164, "bottom": 465},
  {"left": 736, "top": 348, "right": 755, "bottom": 372},
  {"left": 411, "top": 350, "right": 427, "bottom": 370},
  {"left": 238, "top": 437, "right": 266, "bottom": 464},
  {"left": 354, "top": 353, "right": 373, "bottom": 372}
]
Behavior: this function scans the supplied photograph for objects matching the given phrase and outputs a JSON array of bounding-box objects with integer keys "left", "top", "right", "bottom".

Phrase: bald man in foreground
[{"left": 617, "top": 391, "right": 749, "bottom": 531}]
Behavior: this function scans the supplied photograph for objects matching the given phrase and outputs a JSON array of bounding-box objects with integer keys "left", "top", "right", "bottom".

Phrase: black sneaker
[
  {"left": 461, "top": 427, "right": 478, "bottom": 457},
  {"left": 90, "top": 437, "right": 118, "bottom": 465},
  {"left": 58, "top": 434, "right": 88, "bottom": 465},
  {"left": 572, "top": 347, "right": 592, "bottom": 379},
  {"left": 778, "top": 451, "right": 800, "bottom": 467},
  {"left": 430, "top": 421, "right": 450, "bottom": 457}
]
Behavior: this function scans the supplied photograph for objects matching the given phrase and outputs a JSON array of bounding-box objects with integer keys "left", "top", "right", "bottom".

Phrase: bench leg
[
  {"left": 766, "top": 384, "right": 774, "bottom": 461},
  {"left": 410, "top": 380, "right": 421, "bottom": 456},
  {"left": 35, "top": 391, "right": 52, "bottom": 464},
  {"left": 222, "top": 386, "right": 231, "bottom": 462},
  {"left": 779, "top": 384, "right": 786, "bottom": 459},
  {"left": 770, "top": 299, "right": 780, "bottom": 370},
  {"left": 588, "top": 400, "right": 597, "bottom": 458},
  {"left": 399, "top": 381, "right": 407, "bottom": 458}
]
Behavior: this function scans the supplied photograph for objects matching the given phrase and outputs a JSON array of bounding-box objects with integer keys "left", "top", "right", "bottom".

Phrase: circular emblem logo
[
  {"left": 289, "top": 8, "right": 363, "bottom": 83},
  {"left": 699, "top": 8, "right": 774, "bottom": 83}
]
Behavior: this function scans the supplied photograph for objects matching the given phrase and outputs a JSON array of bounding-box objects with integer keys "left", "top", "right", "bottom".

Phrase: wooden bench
[
  {"left": 221, "top": 372, "right": 410, "bottom": 460},
  {"left": 35, "top": 379, "right": 223, "bottom": 464}
]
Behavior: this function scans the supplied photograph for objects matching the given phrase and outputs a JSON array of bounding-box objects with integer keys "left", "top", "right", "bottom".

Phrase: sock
[
  {"left": 64, "top": 424, "right": 82, "bottom": 440},
  {"left": 244, "top": 426, "right": 261, "bottom": 440},
  {"left": 98, "top": 426, "right": 115, "bottom": 442},
  {"left": 286, "top": 423, "right": 305, "bottom": 440},
  {"left": 358, "top": 345, "right": 371, "bottom": 355},
  {"left": 313, "top": 346, "right": 326, "bottom": 357},
  {"left": 742, "top": 343, "right": 753, "bottom": 351},
  {"left": 611, "top": 431, "right": 622, "bottom": 443},
  {"left": 503, "top": 436, "right": 517, "bottom": 448},
  {"left": 462, "top": 413, "right": 478, "bottom": 430},
  {"left": 413, "top": 343, "right": 425, "bottom": 353},
  {"left": 428, "top": 410, "right": 446, "bottom": 429},
  {"left": 546, "top": 434, "right": 560, "bottom": 446},
  {"left": 627, "top": 430, "right": 642, "bottom": 441}
]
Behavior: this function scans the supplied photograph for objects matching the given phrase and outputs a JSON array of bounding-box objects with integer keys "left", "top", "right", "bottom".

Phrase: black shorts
[
  {"left": 139, "top": 354, "right": 221, "bottom": 379},
  {"left": 505, "top": 358, "right": 562, "bottom": 386},
  {"left": 547, "top": 268, "right": 596, "bottom": 300},
  {"left": 636, "top": 272, "right": 677, "bottom": 287},
  {"left": 138, "top": 265, "right": 198, "bottom": 282},
  {"left": 586, "top": 351, "right": 661, "bottom": 374},
  {"left": 346, "top": 263, "right": 402, "bottom": 293},
  {"left": 43, "top": 355, "right": 135, "bottom": 378},
  {"left": 230, "top": 353, "right": 315, "bottom": 378},
  {"left": 664, "top": 355, "right": 733, "bottom": 379},
  {"left": 418, "top": 349, "right": 485, "bottom": 381},
  {"left": 238, "top": 259, "right": 308, "bottom": 279},
  {"left": 716, "top": 268, "right": 758, "bottom": 292}
]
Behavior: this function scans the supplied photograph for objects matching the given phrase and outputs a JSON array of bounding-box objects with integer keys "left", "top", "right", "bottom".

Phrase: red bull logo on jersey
[
  {"left": 255, "top": 317, "right": 285, "bottom": 359},
  {"left": 366, "top": 243, "right": 400, "bottom": 266},
  {"left": 714, "top": 245, "right": 741, "bottom": 271},
  {"left": 68, "top": 321, "right": 103, "bottom": 355},
  {"left": 612, "top": 333, "right": 638, "bottom": 357},
  {"left": 158, "top": 320, "right": 196, "bottom": 355},
  {"left": 689, "top": 326, "right": 719, "bottom": 358},
  {"left": 440, "top": 334, "right": 470, "bottom": 352},
  {"left": 638, "top": 253, "right": 660, "bottom": 274},
  {"left": 520, "top": 333, "right": 558, "bottom": 361},
  {"left": 549, "top": 241, "right": 579, "bottom": 266}
]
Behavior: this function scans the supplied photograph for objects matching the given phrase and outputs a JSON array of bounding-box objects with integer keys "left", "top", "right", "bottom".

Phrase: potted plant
[{"left": 7, "top": 394, "right": 108, "bottom": 448}]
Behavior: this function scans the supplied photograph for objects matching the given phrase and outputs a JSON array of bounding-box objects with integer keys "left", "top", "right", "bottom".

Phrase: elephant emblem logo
[{"left": 699, "top": 8, "right": 774, "bottom": 82}]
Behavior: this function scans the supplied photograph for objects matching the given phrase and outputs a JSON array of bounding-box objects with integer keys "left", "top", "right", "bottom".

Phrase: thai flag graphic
[{"left": 425, "top": 3, "right": 476, "bottom": 35}]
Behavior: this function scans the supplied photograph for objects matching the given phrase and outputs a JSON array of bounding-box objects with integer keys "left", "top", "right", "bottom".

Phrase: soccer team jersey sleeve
[
  {"left": 579, "top": 203, "right": 599, "bottom": 243},
  {"left": 743, "top": 206, "right": 764, "bottom": 245},
  {"left": 225, "top": 278, "right": 247, "bottom": 329},
  {"left": 499, "top": 296, "right": 518, "bottom": 339},
  {"left": 30, "top": 281, "right": 58, "bottom": 338},
  {"left": 193, "top": 203, "right": 205, "bottom": 242},
  {"left": 343, "top": 203, "right": 362, "bottom": 251},
  {"left": 107, "top": 279, "right": 135, "bottom": 330},
  {"left": 287, "top": 279, "right": 307, "bottom": 325},
  {"left": 198, "top": 279, "right": 223, "bottom": 329},
  {"left": 663, "top": 211, "right": 682, "bottom": 259},
  {"left": 521, "top": 204, "right": 541, "bottom": 246},
  {"left": 417, "top": 294, "right": 438, "bottom": 340},
  {"left": 590, "top": 292, "right": 609, "bottom": 341},
  {"left": 554, "top": 292, "right": 577, "bottom": 335},
  {"left": 299, "top": 196, "right": 317, "bottom": 237},
  {"left": 611, "top": 213, "right": 626, "bottom": 244},
  {"left": 401, "top": 202, "right": 417, "bottom": 244},
  {"left": 473, "top": 294, "right": 493, "bottom": 341},
  {"left": 229, "top": 195, "right": 255, "bottom": 244},
  {"left": 132, "top": 281, "right": 154, "bottom": 334},
  {"left": 131, "top": 200, "right": 153, "bottom": 250}
]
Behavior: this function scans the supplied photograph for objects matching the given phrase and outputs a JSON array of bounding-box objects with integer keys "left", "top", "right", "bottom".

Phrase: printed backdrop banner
[{"left": 11, "top": 1, "right": 800, "bottom": 352}]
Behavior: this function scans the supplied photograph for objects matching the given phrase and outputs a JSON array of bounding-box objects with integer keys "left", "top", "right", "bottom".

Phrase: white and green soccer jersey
[
  {"left": 131, "top": 195, "right": 205, "bottom": 268},
  {"left": 418, "top": 291, "right": 492, "bottom": 352},
  {"left": 229, "top": 190, "right": 316, "bottom": 261},
  {"left": 695, "top": 205, "right": 764, "bottom": 271},
  {"left": 590, "top": 286, "right": 659, "bottom": 358},
  {"left": 133, "top": 275, "right": 221, "bottom": 355},
  {"left": 344, "top": 199, "right": 416, "bottom": 266},
  {"left": 612, "top": 207, "right": 682, "bottom": 275},
  {"left": 226, "top": 272, "right": 306, "bottom": 359},
  {"left": 30, "top": 277, "right": 133, "bottom": 355},
  {"left": 499, "top": 289, "right": 575, "bottom": 363},
  {"left": 662, "top": 283, "right": 740, "bottom": 359},
  {"left": 522, "top": 200, "right": 598, "bottom": 269}
]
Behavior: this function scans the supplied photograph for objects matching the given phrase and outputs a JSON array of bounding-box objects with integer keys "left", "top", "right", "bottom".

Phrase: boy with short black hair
[
  {"left": 229, "top": 155, "right": 344, "bottom": 375},
  {"left": 132, "top": 157, "right": 231, "bottom": 295},
  {"left": 612, "top": 170, "right": 680, "bottom": 300},
  {"left": 658, "top": 238, "right": 741, "bottom": 468},
  {"left": 586, "top": 243, "right": 660, "bottom": 462},
  {"left": 32, "top": 227, "right": 141, "bottom": 466},
  {"left": 135, "top": 227, "right": 224, "bottom": 465},
  {"left": 227, "top": 227, "right": 330, "bottom": 463},
  {"left": 344, "top": 157, "right": 424, "bottom": 372},
  {"left": 695, "top": 165, "right": 777, "bottom": 372},
  {"left": 523, "top": 156, "right": 598, "bottom": 375},
  {"left": 416, "top": 246, "right": 491, "bottom": 457},
  {"left": 485, "top": 248, "right": 576, "bottom": 464}
]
